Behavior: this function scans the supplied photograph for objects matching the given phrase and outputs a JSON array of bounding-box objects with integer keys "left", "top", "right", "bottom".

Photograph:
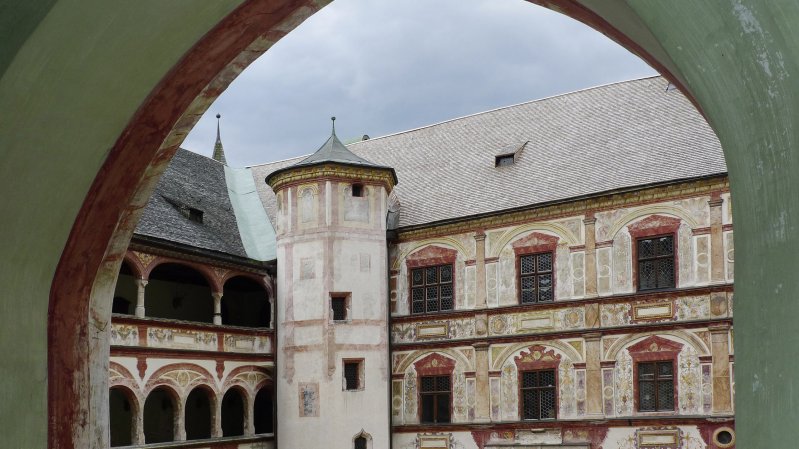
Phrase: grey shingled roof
[
  {"left": 265, "top": 129, "right": 397, "bottom": 185},
  {"left": 135, "top": 149, "right": 248, "bottom": 258},
  {"left": 251, "top": 77, "right": 727, "bottom": 229}
]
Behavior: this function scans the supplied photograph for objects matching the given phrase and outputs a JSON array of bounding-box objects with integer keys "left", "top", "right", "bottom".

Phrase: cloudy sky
[{"left": 182, "top": 0, "right": 656, "bottom": 167}]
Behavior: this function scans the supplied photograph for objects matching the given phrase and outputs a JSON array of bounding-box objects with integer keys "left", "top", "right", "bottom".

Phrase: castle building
[{"left": 108, "top": 76, "right": 735, "bottom": 449}]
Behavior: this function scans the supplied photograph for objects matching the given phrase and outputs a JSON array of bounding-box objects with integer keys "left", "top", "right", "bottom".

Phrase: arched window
[
  {"left": 143, "top": 387, "right": 176, "bottom": 443},
  {"left": 253, "top": 387, "right": 274, "bottom": 434},
  {"left": 355, "top": 435, "right": 367, "bottom": 449},
  {"left": 109, "top": 387, "right": 135, "bottom": 447},
  {"left": 222, "top": 276, "right": 271, "bottom": 327},
  {"left": 221, "top": 388, "right": 246, "bottom": 437},
  {"left": 146, "top": 263, "right": 214, "bottom": 323},
  {"left": 184, "top": 387, "right": 213, "bottom": 440}
]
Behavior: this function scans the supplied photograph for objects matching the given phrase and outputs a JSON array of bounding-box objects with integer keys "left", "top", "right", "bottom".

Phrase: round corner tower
[{"left": 265, "top": 121, "right": 396, "bottom": 448}]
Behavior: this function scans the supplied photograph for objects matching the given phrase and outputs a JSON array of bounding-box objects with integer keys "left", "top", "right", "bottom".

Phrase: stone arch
[
  {"left": 145, "top": 363, "right": 218, "bottom": 398},
  {"left": 109, "top": 385, "right": 141, "bottom": 447},
  {"left": 222, "top": 275, "right": 271, "bottom": 327},
  {"left": 109, "top": 362, "right": 141, "bottom": 396},
  {"left": 393, "top": 238, "right": 472, "bottom": 271},
  {"left": 184, "top": 385, "right": 216, "bottom": 441},
  {"left": 220, "top": 385, "right": 249, "bottom": 437},
  {"left": 223, "top": 365, "right": 273, "bottom": 397},
  {"left": 605, "top": 330, "right": 710, "bottom": 360},
  {"left": 29, "top": 1, "right": 795, "bottom": 447},
  {"left": 122, "top": 252, "right": 145, "bottom": 279},
  {"left": 492, "top": 340, "right": 583, "bottom": 371},
  {"left": 145, "top": 259, "right": 220, "bottom": 292},
  {"left": 606, "top": 206, "right": 701, "bottom": 241},
  {"left": 142, "top": 385, "right": 180, "bottom": 444},
  {"left": 490, "top": 223, "right": 579, "bottom": 258},
  {"left": 353, "top": 429, "right": 373, "bottom": 449}
]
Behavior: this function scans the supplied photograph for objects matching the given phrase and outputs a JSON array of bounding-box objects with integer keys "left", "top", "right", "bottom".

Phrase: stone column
[
  {"left": 709, "top": 196, "right": 725, "bottom": 283},
  {"left": 212, "top": 292, "right": 223, "bottom": 325},
  {"left": 134, "top": 278, "right": 148, "bottom": 317},
  {"left": 584, "top": 216, "right": 598, "bottom": 298},
  {"left": 710, "top": 324, "right": 733, "bottom": 414},
  {"left": 212, "top": 395, "right": 223, "bottom": 438},
  {"left": 133, "top": 401, "right": 145, "bottom": 445},
  {"left": 474, "top": 232, "right": 487, "bottom": 309},
  {"left": 584, "top": 332, "right": 604, "bottom": 418},
  {"left": 473, "top": 342, "right": 491, "bottom": 422},
  {"left": 174, "top": 399, "right": 186, "bottom": 441},
  {"left": 245, "top": 394, "right": 255, "bottom": 436}
]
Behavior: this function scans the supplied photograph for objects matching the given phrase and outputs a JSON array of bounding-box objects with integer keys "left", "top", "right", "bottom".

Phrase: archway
[
  {"left": 146, "top": 263, "right": 214, "bottom": 323},
  {"left": 0, "top": 1, "right": 788, "bottom": 448},
  {"left": 184, "top": 387, "right": 214, "bottom": 441},
  {"left": 222, "top": 276, "right": 271, "bottom": 327},
  {"left": 253, "top": 387, "right": 274, "bottom": 434},
  {"left": 221, "top": 388, "right": 246, "bottom": 437},
  {"left": 142, "top": 387, "right": 177, "bottom": 444},
  {"left": 108, "top": 387, "right": 136, "bottom": 447}
]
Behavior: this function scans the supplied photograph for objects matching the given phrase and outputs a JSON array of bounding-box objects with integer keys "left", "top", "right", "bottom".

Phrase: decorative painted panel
[
  {"left": 694, "top": 234, "right": 710, "bottom": 284},
  {"left": 612, "top": 230, "right": 632, "bottom": 294},
  {"left": 597, "top": 247, "right": 612, "bottom": 295},
  {"left": 678, "top": 223, "right": 695, "bottom": 287},
  {"left": 571, "top": 251, "right": 585, "bottom": 297}
]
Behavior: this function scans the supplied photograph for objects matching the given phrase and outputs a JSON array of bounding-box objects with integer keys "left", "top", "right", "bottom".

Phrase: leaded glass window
[
  {"left": 637, "top": 235, "right": 675, "bottom": 291},
  {"left": 520, "top": 369, "right": 557, "bottom": 420},
  {"left": 411, "top": 265, "right": 454, "bottom": 314},
  {"left": 519, "top": 252, "right": 554, "bottom": 303},
  {"left": 419, "top": 375, "right": 451, "bottom": 423},
  {"left": 637, "top": 361, "right": 674, "bottom": 411}
]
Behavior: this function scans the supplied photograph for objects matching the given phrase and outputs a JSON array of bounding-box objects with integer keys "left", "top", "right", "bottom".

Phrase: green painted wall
[{"left": 0, "top": 1, "right": 242, "bottom": 446}]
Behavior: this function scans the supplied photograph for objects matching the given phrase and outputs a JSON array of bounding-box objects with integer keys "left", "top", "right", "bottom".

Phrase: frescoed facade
[{"left": 108, "top": 76, "right": 735, "bottom": 448}]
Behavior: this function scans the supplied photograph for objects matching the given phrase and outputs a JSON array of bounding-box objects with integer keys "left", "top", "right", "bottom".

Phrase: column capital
[
  {"left": 709, "top": 323, "right": 731, "bottom": 333},
  {"left": 583, "top": 217, "right": 597, "bottom": 226},
  {"left": 472, "top": 341, "right": 490, "bottom": 351},
  {"left": 708, "top": 198, "right": 724, "bottom": 208},
  {"left": 134, "top": 278, "right": 148, "bottom": 288},
  {"left": 584, "top": 332, "right": 602, "bottom": 341},
  {"left": 474, "top": 232, "right": 486, "bottom": 241},
  {"left": 211, "top": 291, "right": 223, "bottom": 300}
]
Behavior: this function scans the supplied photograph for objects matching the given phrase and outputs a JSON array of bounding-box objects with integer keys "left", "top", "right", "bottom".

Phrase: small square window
[
  {"left": 343, "top": 360, "right": 363, "bottom": 391},
  {"left": 352, "top": 184, "right": 364, "bottom": 197}
]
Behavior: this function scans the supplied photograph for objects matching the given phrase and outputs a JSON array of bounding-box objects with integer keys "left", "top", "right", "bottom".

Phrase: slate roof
[
  {"left": 135, "top": 149, "right": 248, "bottom": 258},
  {"left": 251, "top": 77, "right": 727, "bottom": 229},
  {"left": 265, "top": 128, "right": 397, "bottom": 186}
]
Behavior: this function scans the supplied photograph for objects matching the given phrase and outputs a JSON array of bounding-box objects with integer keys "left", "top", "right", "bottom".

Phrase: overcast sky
[{"left": 181, "top": 0, "right": 656, "bottom": 167}]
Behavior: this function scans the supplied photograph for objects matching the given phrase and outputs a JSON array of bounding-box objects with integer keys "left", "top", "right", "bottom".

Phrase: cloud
[{"left": 182, "top": 0, "right": 656, "bottom": 167}]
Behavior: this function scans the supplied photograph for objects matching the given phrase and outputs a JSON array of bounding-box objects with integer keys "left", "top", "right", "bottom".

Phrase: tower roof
[
  {"left": 212, "top": 113, "right": 227, "bottom": 165},
  {"left": 265, "top": 117, "right": 398, "bottom": 187}
]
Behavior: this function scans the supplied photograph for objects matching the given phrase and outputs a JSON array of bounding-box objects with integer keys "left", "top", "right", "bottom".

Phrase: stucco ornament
[
  {"left": 403, "top": 370, "right": 417, "bottom": 422},
  {"left": 615, "top": 350, "right": 634, "bottom": 416},
  {"left": 678, "top": 345, "right": 703, "bottom": 414}
]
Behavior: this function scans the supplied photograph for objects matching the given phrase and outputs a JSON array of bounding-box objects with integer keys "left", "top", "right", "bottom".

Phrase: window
[
  {"left": 519, "top": 252, "right": 554, "bottom": 303},
  {"left": 520, "top": 369, "right": 557, "bottom": 420},
  {"left": 411, "top": 265, "right": 453, "bottom": 314},
  {"left": 637, "top": 361, "right": 674, "bottom": 411},
  {"left": 354, "top": 436, "right": 368, "bottom": 449},
  {"left": 352, "top": 183, "right": 364, "bottom": 197},
  {"left": 637, "top": 235, "right": 675, "bottom": 291},
  {"left": 495, "top": 154, "right": 514, "bottom": 166},
  {"left": 331, "top": 295, "right": 347, "bottom": 321},
  {"left": 343, "top": 360, "right": 363, "bottom": 391},
  {"left": 420, "top": 375, "right": 451, "bottom": 423}
]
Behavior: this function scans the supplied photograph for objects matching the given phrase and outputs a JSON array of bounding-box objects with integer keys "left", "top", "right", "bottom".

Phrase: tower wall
[{"left": 275, "top": 177, "right": 390, "bottom": 448}]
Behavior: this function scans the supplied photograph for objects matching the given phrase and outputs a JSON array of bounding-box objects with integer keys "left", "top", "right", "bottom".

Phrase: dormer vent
[{"left": 494, "top": 141, "right": 528, "bottom": 167}]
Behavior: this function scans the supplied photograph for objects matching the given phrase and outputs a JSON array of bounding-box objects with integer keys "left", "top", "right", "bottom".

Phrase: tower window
[
  {"left": 352, "top": 183, "right": 364, "bottom": 197},
  {"left": 355, "top": 435, "right": 368, "bottom": 449},
  {"left": 331, "top": 295, "right": 348, "bottom": 321},
  {"left": 343, "top": 360, "right": 363, "bottom": 391}
]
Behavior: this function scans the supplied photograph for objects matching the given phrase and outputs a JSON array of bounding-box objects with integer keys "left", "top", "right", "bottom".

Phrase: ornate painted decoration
[
  {"left": 414, "top": 353, "right": 457, "bottom": 376},
  {"left": 511, "top": 231, "right": 560, "bottom": 255},
  {"left": 514, "top": 345, "right": 562, "bottom": 371}
]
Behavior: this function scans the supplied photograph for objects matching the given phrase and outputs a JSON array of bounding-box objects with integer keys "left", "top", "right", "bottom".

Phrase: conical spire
[{"left": 212, "top": 113, "right": 227, "bottom": 165}]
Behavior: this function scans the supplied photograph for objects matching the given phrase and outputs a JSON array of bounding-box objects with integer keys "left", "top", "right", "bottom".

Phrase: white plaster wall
[{"left": 393, "top": 431, "right": 480, "bottom": 449}]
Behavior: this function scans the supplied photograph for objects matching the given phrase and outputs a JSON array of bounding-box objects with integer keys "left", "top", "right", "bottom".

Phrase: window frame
[
  {"left": 635, "top": 233, "right": 677, "bottom": 292},
  {"left": 409, "top": 264, "right": 455, "bottom": 315},
  {"left": 627, "top": 335, "right": 683, "bottom": 414},
  {"left": 418, "top": 374, "right": 452, "bottom": 424},
  {"left": 519, "top": 368, "right": 558, "bottom": 420},
  {"left": 635, "top": 360, "right": 676, "bottom": 412},
  {"left": 330, "top": 292, "right": 350, "bottom": 323},
  {"left": 516, "top": 251, "right": 555, "bottom": 304},
  {"left": 342, "top": 359, "right": 364, "bottom": 392}
]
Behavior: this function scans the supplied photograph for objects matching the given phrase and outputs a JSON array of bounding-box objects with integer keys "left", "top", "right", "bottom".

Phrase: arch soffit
[
  {"left": 393, "top": 239, "right": 472, "bottom": 271},
  {"left": 144, "top": 258, "right": 221, "bottom": 292},
  {"left": 492, "top": 340, "right": 583, "bottom": 371},
  {"left": 143, "top": 384, "right": 181, "bottom": 409},
  {"left": 109, "top": 361, "right": 142, "bottom": 396},
  {"left": 222, "top": 272, "right": 270, "bottom": 294},
  {"left": 121, "top": 252, "right": 144, "bottom": 278},
  {"left": 606, "top": 206, "right": 700, "bottom": 240},
  {"left": 397, "top": 349, "right": 472, "bottom": 374},
  {"left": 221, "top": 383, "right": 253, "bottom": 406},
  {"left": 224, "top": 365, "right": 273, "bottom": 394},
  {"left": 490, "top": 223, "right": 579, "bottom": 258},
  {"left": 109, "top": 383, "right": 142, "bottom": 412},
  {"left": 605, "top": 330, "right": 710, "bottom": 360},
  {"left": 144, "top": 363, "right": 218, "bottom": 397}
]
